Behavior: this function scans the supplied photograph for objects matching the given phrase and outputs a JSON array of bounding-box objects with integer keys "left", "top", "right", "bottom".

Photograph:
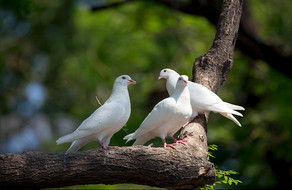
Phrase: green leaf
[
  {"left": 208, "top": 144, "right": 218, "bottom": 151},
  {"left": 207, "top": 145, "right": 243, "bottom": 188},
  {"left": 228, "top": 178, "right": 233, "bottom": 185},
  {"left": 229, "top": 170, "right": 239, "bottom": 175},
  {"left": 224, "top": 176, "right": 228, "bottom": 182},
  {"left": 236, "top": 180, "right": 243, "bottom": 184},
  {"left": 215, "top": 181, "right": 222, "bottom": 184},
  {"left": 209, "top": 153, "right": 215, "bottom": 158}
]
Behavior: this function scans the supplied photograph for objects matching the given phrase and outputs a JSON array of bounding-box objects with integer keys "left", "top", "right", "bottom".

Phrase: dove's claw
[
  {"left": 173, "top": 140, "right": 187, "bottom": 145},
  {"left": 167, "top": 136, "right": 188, "bottom": 146},
  {"left": 101, "top": 145, "right": 116, "bottom": 149},
  {"left": 98, "top": 141, "right": 115, "bottom": 149},
  {"left": 165, "top": 144, "right": 176, "bottom": 150},
  {"left": 162, "top": 138, "right": 177, "bottom": 149}
]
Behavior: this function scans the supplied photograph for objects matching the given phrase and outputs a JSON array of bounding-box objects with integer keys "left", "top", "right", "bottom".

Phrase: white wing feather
[
  {"left": 188, "top": 82, "right": 222, "bottom": 107},
  {"left": 57, "top": 102, "right": 126, "bottom": 144},
  {"left": 188, "top": 82, "right": 242, "bottom": 115},
  {"left": 124, "top": 98, "right": 174, "bottom": 142}
]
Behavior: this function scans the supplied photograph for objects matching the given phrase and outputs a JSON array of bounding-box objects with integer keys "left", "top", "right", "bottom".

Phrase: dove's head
[
  {"left": 115, "top": 75, "right": 136, "bottom": 86},
  {"left": 176, "top": 75, "right": 189, "bottom": 87},
  {"left": 158, "top": 68, "right": 179, "bottom": 80}
]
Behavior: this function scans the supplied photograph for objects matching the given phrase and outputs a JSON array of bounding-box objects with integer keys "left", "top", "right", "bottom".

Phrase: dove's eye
[
  {"left": 164, "top": 70, "right": 166, "bottom": 72},
  {"left": 122, "top": 76, "right": 126, "bottom": 79}
]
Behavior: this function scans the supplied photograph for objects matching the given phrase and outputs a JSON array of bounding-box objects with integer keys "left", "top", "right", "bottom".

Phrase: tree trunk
[{"left": 0, "top": 0, "right": 243, "bottom": 189}]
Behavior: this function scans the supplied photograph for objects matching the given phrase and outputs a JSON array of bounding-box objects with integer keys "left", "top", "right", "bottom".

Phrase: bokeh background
[{"left": 1, "top": 0, "right": 291, "bottom": 189}]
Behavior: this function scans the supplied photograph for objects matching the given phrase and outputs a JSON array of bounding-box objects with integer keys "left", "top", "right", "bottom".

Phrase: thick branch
[{"left": 0, "top": 142, "right": 214, "bottom": 189}]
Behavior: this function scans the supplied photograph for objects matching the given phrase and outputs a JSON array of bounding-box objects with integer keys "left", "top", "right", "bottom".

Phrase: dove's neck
[
  {"left": 171, "top": 85, "right": 190, "bottom": 105},
  {"left": 166, "top": 73, "right": 180, "bottom": 95},
  {"left": 107, "top": 84, "right": 130, "bottom": 106}
]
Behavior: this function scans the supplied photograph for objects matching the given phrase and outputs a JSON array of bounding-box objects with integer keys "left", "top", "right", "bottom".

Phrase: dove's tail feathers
[
  {"left": 124, "top": 132, "right": 153, "bottom": 145},
  {"left": 222, "top": 102, "right": 245, "bottom": 111},
  {"left": 56, "top": 134, "right": 75, "bottom": 145},
  {"left": 220, "top": 112, "right": 242, "bottom": 127},
  {"left": 123, "top": 133, "right": 135, "bottom": 143},
  {"left": 66, "top": 139, "right": 87, "bottom": 153},
  {"left": 212, "top": 103, "right": 243, "bottom": 117},
  {"left": 133, "top": 133, "right": 153, "bottom": 146},
  {"left": 230, "top": 110, "right": 243, "bottom": 117}
]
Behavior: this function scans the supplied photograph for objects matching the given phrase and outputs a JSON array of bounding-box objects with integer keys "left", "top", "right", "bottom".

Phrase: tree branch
[
  {"left": 0, "top": 0, "right": 243, "bottom": 189},
  {"left": 0, "top": 145, "right": 215, "bottom": 189}
]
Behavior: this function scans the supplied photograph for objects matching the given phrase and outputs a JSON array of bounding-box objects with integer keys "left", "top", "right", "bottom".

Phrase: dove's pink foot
[
  {"left": 101, "top": 145, "right": 116, "bottom": 149},
  {"left": 165, "top": 144, "right": 176, "bottom": 149},
  {"left": 168, "top": 136, "right": 188, "bottom": 146},
  {"left": 98, "top": 141, "right": 115, "bottom": 149},
  {"left": 182, "top": 121, "right": 190, "bottom": 128},
  {"left": 174, "top": 139, "right": 187, "bottom": 145},
  {"left": 162, "top": 138, "right": 176, "bottom": 149}
]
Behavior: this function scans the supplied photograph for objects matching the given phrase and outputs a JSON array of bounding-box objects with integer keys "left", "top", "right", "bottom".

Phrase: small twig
[
  {"left": 122, "top": 125, "right": 129, "bottom": 135},
  {"left": 95, "top": 96, "right": 103, "bottom": 106}
]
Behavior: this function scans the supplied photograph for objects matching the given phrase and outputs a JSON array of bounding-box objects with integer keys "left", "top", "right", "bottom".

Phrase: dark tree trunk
[
  {"left": 0, "top": 0, "right": 243, "bottom": 189},
  {"left": 193, "top": 0, "right": 242, "bottom": 91}
]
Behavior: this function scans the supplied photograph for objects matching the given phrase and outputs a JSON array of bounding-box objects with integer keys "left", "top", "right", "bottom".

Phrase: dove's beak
[
  {"left": 184, "top": 80, "right": 188, "bottom": 84},
  {"left": 158, "top": 75, "right": 162, "bottom": 80},
  {"left": 128, "top": 79, "right": 136, "bottom": 84}
]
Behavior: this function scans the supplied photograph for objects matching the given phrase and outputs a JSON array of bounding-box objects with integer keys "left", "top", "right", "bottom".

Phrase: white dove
[
  {"left": 159, "top": 68, "right": 244, "bottom": 127},
  {"left": 124, "top": 75, "right": 192, "bottom": 149},
  {"left": 56, "top": 75, "right": 136, "bottom": 152}
]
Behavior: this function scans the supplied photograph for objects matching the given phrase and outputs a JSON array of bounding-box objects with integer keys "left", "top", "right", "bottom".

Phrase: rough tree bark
[{"left": 0, "top": 0, "right": 243, "bottom": 189}]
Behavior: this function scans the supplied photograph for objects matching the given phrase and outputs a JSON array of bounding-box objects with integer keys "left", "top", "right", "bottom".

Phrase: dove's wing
[
  {"left": 188, "top": 82, "right": 242, "bottom": 115},
  {"left": 57, "top": 102, "right": 127, "bottom": 144},
  {"left": 130, "top": 98, "right": 175, "bottom": 140},
  {"left": 78, "top": 102, "right": 126, "bottom": 131},
  {"left": 188, "top": 82, "right": 222, "bottom": 107}
]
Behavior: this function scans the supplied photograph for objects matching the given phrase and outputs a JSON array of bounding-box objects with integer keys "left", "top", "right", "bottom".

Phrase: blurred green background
[{"left": 1, "top": 0, "right": 291, "bottom": 189}]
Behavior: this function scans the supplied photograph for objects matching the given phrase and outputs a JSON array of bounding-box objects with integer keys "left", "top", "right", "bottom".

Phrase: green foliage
[
  {"left": 249, "top": 0, "right": 292, "bottom": 48},
  {"left": 207, "top": 144, "right": 218, "bottom": 159},
  {"left": 201, "top": 145, "right": 242, "bottom": 190},
  {"left": 216, "top": 170, "right": 242, "bottom": 186}
]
